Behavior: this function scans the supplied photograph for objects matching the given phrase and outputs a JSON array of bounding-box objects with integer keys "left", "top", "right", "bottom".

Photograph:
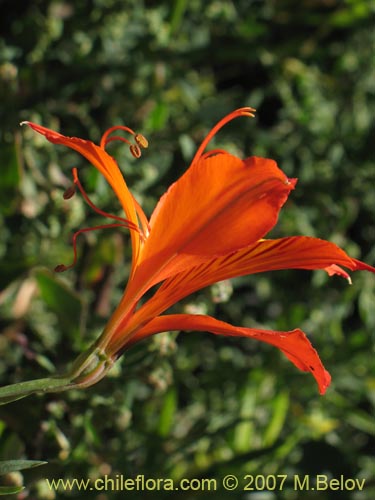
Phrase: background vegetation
[{"left": 0, "top": 0, "right": 374, "bottom": 498}]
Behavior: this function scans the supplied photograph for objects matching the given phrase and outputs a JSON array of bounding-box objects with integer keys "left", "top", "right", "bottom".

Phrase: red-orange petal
[
  {"left": 126, "top": 153, "right": 295, "bottom": 299},
  {"left": 22, "top": 124, "right": 137, "bottom": 219},
  {"left": 22, "top": 121, "right": 141, "bottom": 259},
  {"left": 147, "top": 154, "right": 294, "bottom": 257},
  {"left": 125, "top": 314, "right": 331, "bottom": 395},
  {"left": 22, "top": 122, "right": 119, "bottom": 182},
  {"left": 121, "top": 236, "right": 375, "bottom": 331}
]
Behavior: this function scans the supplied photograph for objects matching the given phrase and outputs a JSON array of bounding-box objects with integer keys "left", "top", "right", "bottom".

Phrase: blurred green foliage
[{"left": 0, "top": 0, "right": 374, "bottom": 498}]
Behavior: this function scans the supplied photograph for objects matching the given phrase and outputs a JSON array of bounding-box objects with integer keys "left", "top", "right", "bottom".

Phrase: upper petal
[
  {"left": 22, "top": 122, "right": 139, "bottom": 235},
  {"left": 128, "top": 153, "right": 295, "bottom": 296},
  {"left": 146, "top": 153, "right": 294, "bottom": 257},
  {"left": 124, "top": 314, "right": 331, "bottom": 395}
]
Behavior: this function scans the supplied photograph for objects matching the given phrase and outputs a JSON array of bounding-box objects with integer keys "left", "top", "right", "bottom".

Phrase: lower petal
[{"left": 125, "top": 314, "right": 331, "bottom": 395}]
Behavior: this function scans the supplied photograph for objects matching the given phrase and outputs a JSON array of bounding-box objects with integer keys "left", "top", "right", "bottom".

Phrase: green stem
[{"left": 0, "top": 344, "right": 115, "bottom": 405}]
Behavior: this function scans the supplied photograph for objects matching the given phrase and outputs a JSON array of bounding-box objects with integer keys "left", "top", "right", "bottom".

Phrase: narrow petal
[
  {"left": 125, "top": 314, "right": 331, "bottom": 395},
  {"left": 121, "top": 236, "right": 375, "bottom": 333},
  {"left": 22, "top": 121, "right": 140, "bottom": 257},
  {"left": 350, "top": 258, "right": 375, "bottom": 273},
  {"left": 126, "top": 153, "right": 295, "bottom": 299}
]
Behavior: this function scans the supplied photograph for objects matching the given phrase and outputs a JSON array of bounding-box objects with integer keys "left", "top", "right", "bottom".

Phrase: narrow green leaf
[
  {"left": 263, "top": 390, "right": 289, "bottom": 446},
  {"left": 0, "top": 460, "right": 47, "bottom": 475},
  {"left": 0, "top": 485, "right": 25, "bottom": 495},
  {"left": 0, "top": 377, "right": 71, "bottom": 405},
  {"left": 158, "top": 388, "right": 177, "bottom": 437},
  {"left": 169, "top": 0, "right": 188, "bottom": 36}
]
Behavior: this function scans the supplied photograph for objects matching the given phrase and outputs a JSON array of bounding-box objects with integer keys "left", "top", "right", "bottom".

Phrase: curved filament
[
  {"left": 103, "top": 135, "right": 132, "bottom": 147},
  {"left": 72, "top": 167, "right": 141, "bottom": 235},
  {"left": 55, "top": 223, "right": 133, "bottom": 273},
  {"left": 100, "top": 125, "right": 137, "bottom": 149},
  {"left": 190, "top": 107, "right": 256, "bottom": 167}
]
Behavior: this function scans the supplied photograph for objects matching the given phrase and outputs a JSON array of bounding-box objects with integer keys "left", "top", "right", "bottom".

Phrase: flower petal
[
  {"left": 22, "top": 122, "right": 140, "bottom": 254},
  {"left": 123, "top": 236, "right": 375, "bottom": 331},
  {"left": 147, "top": 153, "right": 294, "bottom": 257},
  {"left": 128, "top": 154, "right": 295, "bottom": 296},
  {"left": 125, "top": 314, "right": 331, "bottom": 395}
]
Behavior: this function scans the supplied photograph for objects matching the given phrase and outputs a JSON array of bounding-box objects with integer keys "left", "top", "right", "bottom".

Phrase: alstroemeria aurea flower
[{"left": 21, "top": 108, "right": 375, "bottom": 396}]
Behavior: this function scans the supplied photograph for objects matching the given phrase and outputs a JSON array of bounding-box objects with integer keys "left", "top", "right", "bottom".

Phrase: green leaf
[
  {"left": 0, "top": 485, "right": 25, "bottom": 495},
  {"left": 158, "top": 388, "right": 177, "bottom": 437},
  {"left": 263, "top": 390, "right": 290, "bottom": 446},
  {"left": 0, "top": 459, "right": 47, "bottom": 475},
  {"left": 0, "top": 376, "right": 71, "bottom": 405},
  {"left": 146, "top": 101, "right": 169, "bottom": 132}
]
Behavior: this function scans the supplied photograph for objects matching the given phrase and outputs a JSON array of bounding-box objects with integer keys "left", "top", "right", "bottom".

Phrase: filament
[{"left": 190, "top": 107, "right": 256, "bottom": 167}]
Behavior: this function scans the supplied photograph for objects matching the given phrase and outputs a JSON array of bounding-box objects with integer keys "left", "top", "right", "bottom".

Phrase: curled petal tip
[
  {"left": 325, "top": 264, "right": 352, "bottom": 283},
  {"left": 318, "top": 370, "right": 332, "bottom": 395}
]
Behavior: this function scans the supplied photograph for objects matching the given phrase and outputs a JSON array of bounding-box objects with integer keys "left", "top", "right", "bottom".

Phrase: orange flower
[{"left": 22, "top": 108, "right": 375, "bottom": 395}]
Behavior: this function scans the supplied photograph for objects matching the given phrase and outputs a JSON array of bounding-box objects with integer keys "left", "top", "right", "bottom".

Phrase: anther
[
  {"left": 129, "top": 144, "right": 142, "bottom": 158},
  {"left": 135, "top": 133, "right": 148, "bottom": 149},
  {"left": 54, "top": 264, "right": 68, "bottom": 273},
  {"left": 63, "top": 185, "right": 76, "bottom": 200}
]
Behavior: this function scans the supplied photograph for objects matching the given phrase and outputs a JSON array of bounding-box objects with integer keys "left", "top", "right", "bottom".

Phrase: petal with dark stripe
[{"left": 126, "top": 314, "right": 331, "bottom": 395}]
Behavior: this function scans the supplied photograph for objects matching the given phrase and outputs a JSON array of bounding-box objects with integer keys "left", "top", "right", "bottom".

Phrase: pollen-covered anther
[
  {"left": 129, "top": 143, "right": 142, "bottom": 158},
  {"left": 135, "top": 133, "right": 148, "bottom": 149},
  {"left": 63, "top": 185, "right": 76, "bottom": 200}
]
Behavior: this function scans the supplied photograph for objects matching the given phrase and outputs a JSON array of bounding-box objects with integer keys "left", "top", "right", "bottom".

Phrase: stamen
[
  {"left": 103, "top": 135, "right": 132, "bottom": 147},
  {"left": 100, "top": 125, "right": 137, "bottom": 149},
  {"left": 100, "top": 126, "right": 149, "bottom": 157},
  {"left": 55, "top": 264, "right": 69, "bottom": 273},
  {"left": 100, "top": 125, "right": 148, "bottom": 160},
  {"left": 63, "top": 185, "right": 76, "bottom": 200},
  {"left": 129, "top": 144, "right": 141, "bottom": 158},
  {"left": 54, "top": 223, "right": 135, "bottom": 273},
  {"left": 71, "top": 168, "right": 141, "bottom": 233},
  {"left": 190, "top": 107, "right": 256, "bottom": 167},
  {"left": 98, "top": 124, "right": 148, "bottom": 263},
  {"left": 56, "top": 168, "right": 147, "bottom": 272},
  {"left": 135, "top": 133, "right": 148, "bottom": 149}
]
